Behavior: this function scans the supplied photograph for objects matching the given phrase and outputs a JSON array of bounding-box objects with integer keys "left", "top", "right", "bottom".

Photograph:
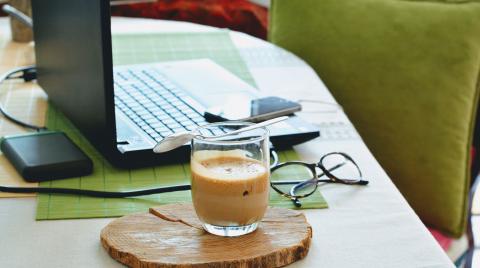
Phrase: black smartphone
[{"left": 204, "top": 96, "right": 301, "bottom": 123}]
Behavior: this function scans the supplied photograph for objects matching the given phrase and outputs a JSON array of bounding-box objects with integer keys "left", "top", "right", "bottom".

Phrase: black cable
[
  {"left": 0, "top": 150, "right": 280, "bottom": 197},
  {"left": 0, "top": 184, "right": 192, "bottom": 198},
  {"left": 0, "top": 65, "right": 47, "bottom": 131}
]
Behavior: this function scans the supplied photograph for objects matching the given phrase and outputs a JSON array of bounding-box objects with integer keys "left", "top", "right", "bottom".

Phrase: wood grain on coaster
[{"left": 101, "top": 203, "right": 312, "bottom": 268}]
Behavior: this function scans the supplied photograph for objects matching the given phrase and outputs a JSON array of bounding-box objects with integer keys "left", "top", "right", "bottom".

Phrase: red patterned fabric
[
  {"left": 428, "top": 227, "right": 453, "bottom": 251},
  {"left": 473, "top": 147, "right": 476, "bottom": 169},
  {"left": 110, "top": 0, "right": 268, "bottom": 39}
]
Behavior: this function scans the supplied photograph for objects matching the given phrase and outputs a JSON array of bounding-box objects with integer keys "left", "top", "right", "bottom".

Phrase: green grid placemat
[
  {"left": 112, "top": 31, "right": 256, "bottom": 87},
  {"left": 36, "top": 31, "right": 327, "bottom": 220}
]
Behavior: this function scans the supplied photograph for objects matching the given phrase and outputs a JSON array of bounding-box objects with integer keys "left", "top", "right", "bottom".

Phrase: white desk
[{"left": 0, "top": 17, "right": 454, "bottom": 267}]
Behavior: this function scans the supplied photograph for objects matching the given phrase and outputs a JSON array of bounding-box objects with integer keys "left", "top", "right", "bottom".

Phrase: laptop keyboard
[{"left": 114, "top": 67, "right": 209, "bottom": 142}]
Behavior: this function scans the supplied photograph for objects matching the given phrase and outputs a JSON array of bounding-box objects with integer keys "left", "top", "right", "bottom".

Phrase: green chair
[{"left": 269, "top": 0, "right": 480, "bottom": 239}]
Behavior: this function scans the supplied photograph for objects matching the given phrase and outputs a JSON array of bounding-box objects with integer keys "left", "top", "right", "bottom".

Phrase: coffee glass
[{"left": 190, "top": 122, "right": 270, "bottom": 237}]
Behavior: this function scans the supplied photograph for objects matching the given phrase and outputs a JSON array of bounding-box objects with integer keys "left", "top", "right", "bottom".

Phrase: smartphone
[{"left": 204, "top": 96, "right": 301, "bottom": 123}]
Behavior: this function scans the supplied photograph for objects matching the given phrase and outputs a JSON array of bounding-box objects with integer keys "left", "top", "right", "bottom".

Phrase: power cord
[
  {"left": 297, "top": 99, "right": 343, "bottom": 114},
  {"left": 0, "top": 65, "right": 47, "bottom": 131},
  {"left": 0, "top": 149, "right": 279, "bottom": 197},
  {"left": 1, "top": 4, "right": 33, "bottom": 28},
  {"left": 0, "top": 184, "right": 191, "bottom": 198}
]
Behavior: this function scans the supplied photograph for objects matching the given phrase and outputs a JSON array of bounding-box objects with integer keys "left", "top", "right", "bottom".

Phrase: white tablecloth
[{"left": 0, "top": 17, "right": 454, "bottom": 267}]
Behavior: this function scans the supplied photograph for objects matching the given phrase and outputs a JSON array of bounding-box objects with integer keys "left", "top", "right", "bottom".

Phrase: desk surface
[{"left": 0, "top": 17, "right": 454, "bottom": 268}]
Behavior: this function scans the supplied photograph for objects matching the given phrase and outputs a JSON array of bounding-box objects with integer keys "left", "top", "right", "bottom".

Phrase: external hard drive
[{"left": 0, "top": 131, "right": 93, "bottom": 182}]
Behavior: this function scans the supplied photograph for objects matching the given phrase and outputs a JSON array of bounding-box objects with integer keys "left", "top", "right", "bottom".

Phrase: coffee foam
[{"left": 191, "top": 150, "right": 267, "bottom": 181}]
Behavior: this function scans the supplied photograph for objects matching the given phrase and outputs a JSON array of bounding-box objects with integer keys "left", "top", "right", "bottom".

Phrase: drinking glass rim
[{"left": 193, "top": 121, "right": 269, "bottom": 145}]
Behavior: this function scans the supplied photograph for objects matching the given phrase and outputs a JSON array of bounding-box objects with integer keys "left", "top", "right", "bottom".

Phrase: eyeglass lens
[
  {"left": 270, "top": 163, "right": 315, "bottom": 197},
  {"left": 321, "top": 153, "right": 362, "bottom": 183}
]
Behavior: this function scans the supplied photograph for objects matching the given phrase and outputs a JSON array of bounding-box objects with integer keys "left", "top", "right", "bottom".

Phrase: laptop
[{"left": 30, "top": 0, "right": 319, "bottom": 168}]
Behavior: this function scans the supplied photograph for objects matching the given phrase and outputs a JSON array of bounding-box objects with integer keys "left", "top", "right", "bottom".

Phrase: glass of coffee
[{"left": 190, "top": 122, "right": 270, "bottom": 237}]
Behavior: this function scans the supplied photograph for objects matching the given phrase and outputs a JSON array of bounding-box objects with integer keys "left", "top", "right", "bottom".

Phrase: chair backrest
[{"left": 269, "top": 0, "right": 480, "bottom": 237}]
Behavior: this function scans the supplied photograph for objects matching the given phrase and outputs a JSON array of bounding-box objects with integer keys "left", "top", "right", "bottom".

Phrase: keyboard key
[
  {"left": 146, "top": 118, "right": 160, "bottom": 124},
  {"left": 145, "top": 129, "right": 157, "bottom": 135},
  {"left": 172, "top": 127, "right": 187, "bottom": 133},
  {"left": 150, "top": 121, "right": 166, "bottom": 128},
  {"left": 177, "top": 117, "right": 192, "bottom": 124},
  {"left": 149, "top": 130, "right": 161, "bottom": 136},
  {"left": 154, "top": 126, "right": 171, "bottom": 133},
  {"left": 160, "top": 130, "right": 173, "bottom": 136},
  {"left": 168, "top": 122, "right": 183, "bottom": 129},
  {"left": 153, "top": 114, "right": 169, "bottom": 120},
  {"left": 142, "top": 114, "right": 154, "bottom": 120},
  {"left": 181, "top": 120, "right": 196, "bottom": 126},
  {"left": 192, "top": 117, "right": 205, "bottom": 123},
  {"left": 185, "top": 125, "right": 197, "bottom": 131}
]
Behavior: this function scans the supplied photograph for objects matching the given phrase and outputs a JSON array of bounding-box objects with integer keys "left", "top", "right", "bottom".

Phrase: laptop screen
[{"left": 32, "top": 0, "right": 117, "bottom": 159}]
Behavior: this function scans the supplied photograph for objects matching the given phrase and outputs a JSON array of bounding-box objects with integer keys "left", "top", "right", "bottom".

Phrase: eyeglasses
[{"left": 270, "top": 152, "right": 369, "bottom": 207}]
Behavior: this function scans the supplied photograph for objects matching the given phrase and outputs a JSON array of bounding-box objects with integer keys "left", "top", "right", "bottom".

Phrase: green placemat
[
  {"left": 112, "top": 31, "right": 256, "bottom": 87},
  {"left": 36, "top": 31, "right": 327, "bottom": 220}
]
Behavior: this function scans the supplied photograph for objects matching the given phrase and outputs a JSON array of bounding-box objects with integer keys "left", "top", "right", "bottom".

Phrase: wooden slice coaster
[{"left": 101, "top": 203, "right": 312, "bottom": 268}]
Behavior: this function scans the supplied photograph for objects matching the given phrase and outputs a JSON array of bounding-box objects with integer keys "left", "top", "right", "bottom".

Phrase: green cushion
[{"left": 270, "top": 0, "right": 480, "bottom": 237}]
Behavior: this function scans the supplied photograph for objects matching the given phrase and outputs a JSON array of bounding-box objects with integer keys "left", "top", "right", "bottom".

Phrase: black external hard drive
[{"left": 0, "top": 131, "right": 93, "bottom": 182}]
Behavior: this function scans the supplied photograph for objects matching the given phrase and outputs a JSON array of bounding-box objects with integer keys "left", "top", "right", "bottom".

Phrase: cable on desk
[
  {"left": 2, "top": 4, "right": 33, "bottom": 28},
  {"left": 0, "top": 66, "right": 47, "bottom": 132},
  {"left": 0, "top": 150, "right": 279, "bottom": 197},
  {"left": 296, "top": 99, "right": 344, "bottom": 114},
  {"left": 0, "top": 185, "right": 192, "bottom": 198}
]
